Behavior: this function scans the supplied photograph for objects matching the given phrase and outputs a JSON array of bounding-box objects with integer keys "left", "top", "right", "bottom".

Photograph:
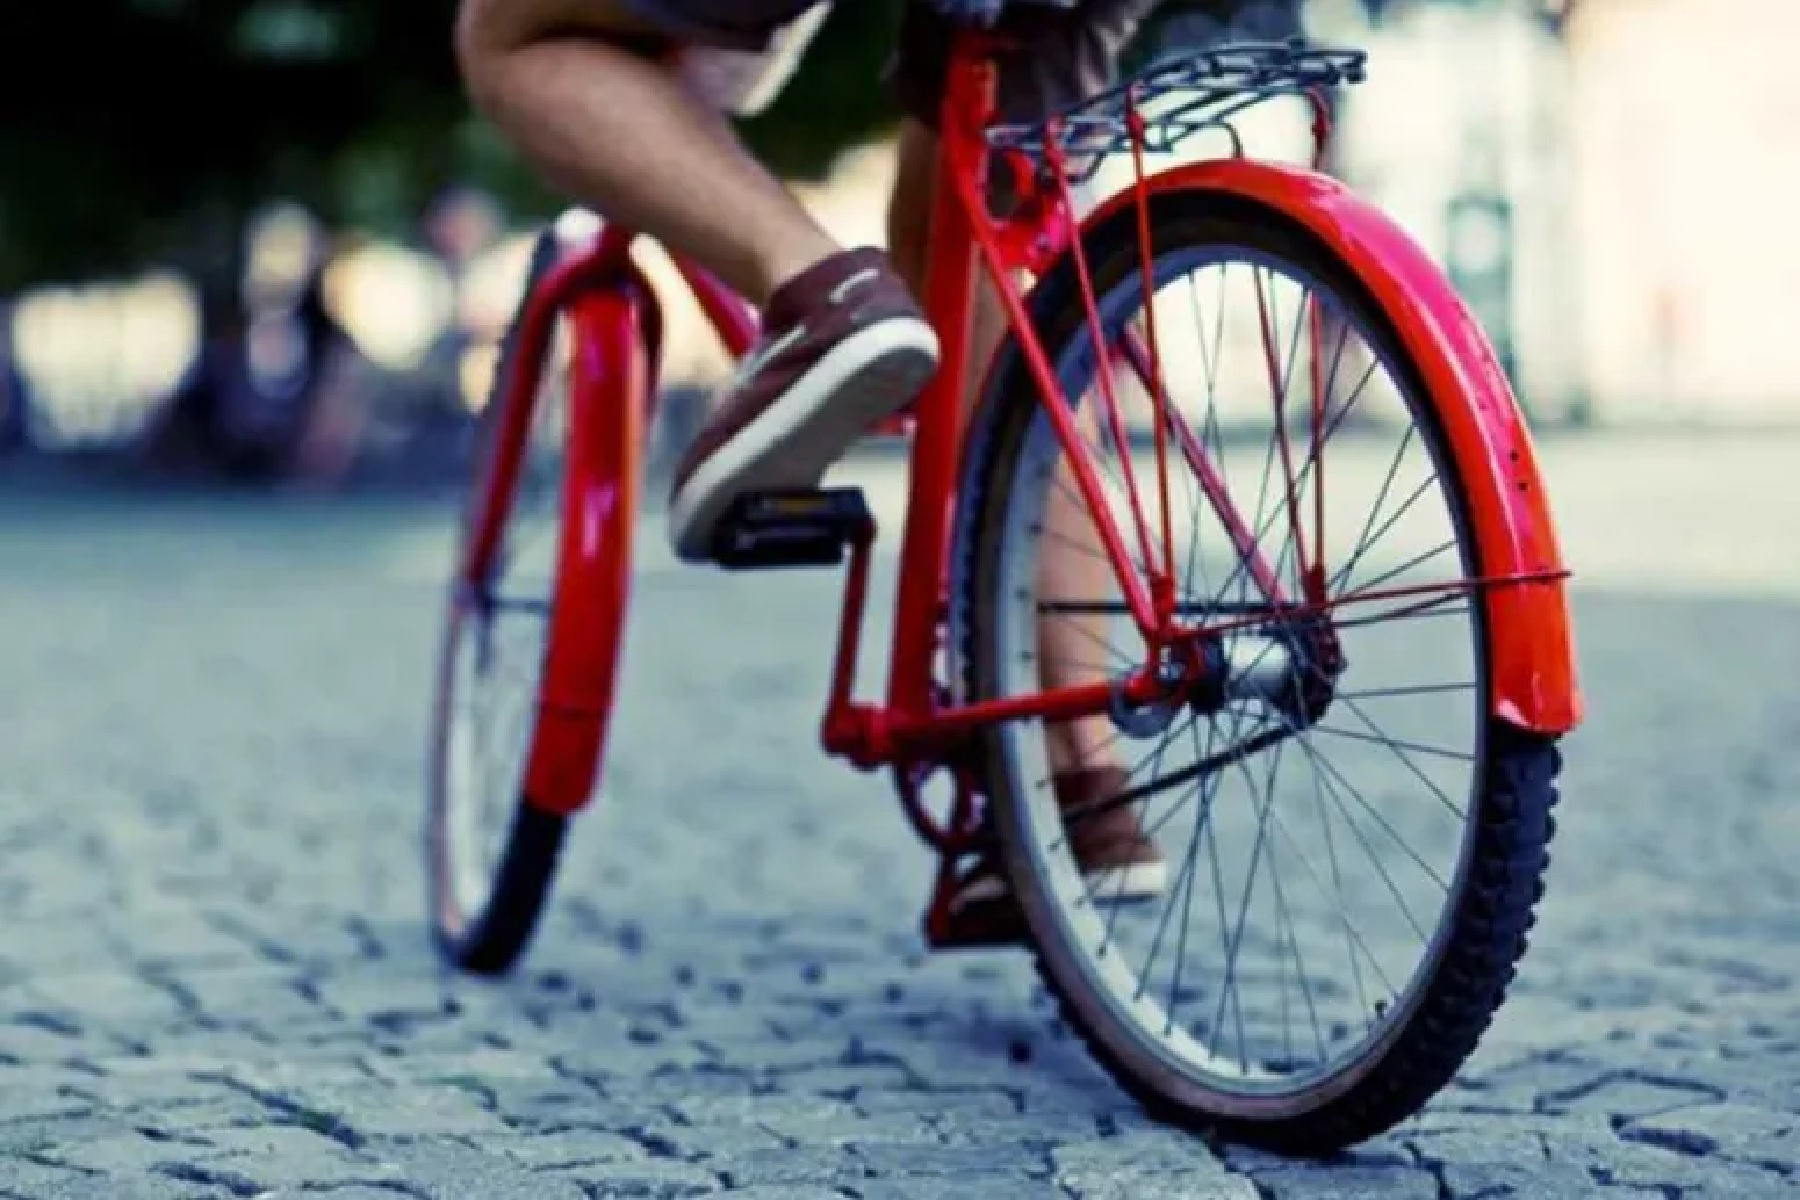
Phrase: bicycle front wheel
[
  {"left": 426, "top": 227, "right": 624, "bottom": 976},
  {"left": 958, "top": 189, "right": 1561, "bottom": 1152}
]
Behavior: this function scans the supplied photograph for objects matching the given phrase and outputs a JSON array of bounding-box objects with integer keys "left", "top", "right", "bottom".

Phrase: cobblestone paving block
[
  {"left": 1542, "top": 1122, "right": 1795, "bottom": 1194},
  {"left": 0, "top": 1158, "right": 241, "bottom": 1200},
  {"left": 485, "top": 1126, "right": 650, "bottom": 1168},
  {"left": 383, "top": 1141, "right": 591, "bottom": 1199},
  {"left": 1060, "top": 1171, "right": 1260, "bottom": 1200},
  {"left": 850, "top": 1174, "right": 1049, "bottom": 1200},
  {"left": 714, "top": 1145, "right": 870, "bottom": 1190},
  {"left": 551, "top": 1156, "right": 726, "bottom": 1196},
  {"left": 1435, "top": 1161, "right": 1619, "bottom": 1198},
  {"left": 1246, "top": 1164, "right": 1442, "bottom": 1199},
  {"left": 856, "top": 1141, "right": 1048, "bottom": 1177},
  {"left": 1621, "top": 1102, "right": 1799, "bottom": 1169}
]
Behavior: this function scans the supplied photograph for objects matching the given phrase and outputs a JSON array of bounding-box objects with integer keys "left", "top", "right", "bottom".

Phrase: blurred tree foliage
[
  {"left": 0, "top": 0, "right": 503, "bottom": 289},
  {"left": 0, "top": 0, "right": 912, "bottom": 290},
  {"left": 0, "top": 0, "right": 1335, "bottom": 290}
]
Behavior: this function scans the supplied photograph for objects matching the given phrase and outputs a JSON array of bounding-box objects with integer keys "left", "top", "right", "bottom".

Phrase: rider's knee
[
  {"left": 452, "top": 0, "right": 514, "bottom": 105},
  {"left": 455, "top": 0, "right": 664, "bottom": 103}
]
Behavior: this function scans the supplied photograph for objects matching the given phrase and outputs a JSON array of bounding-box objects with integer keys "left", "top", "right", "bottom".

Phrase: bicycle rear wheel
[
  {"left": 957, "top": 188, "right": 1561, "bottom": 1152},
  {"left": 425, "top": 228, "right": 643, "bottom": 975}
]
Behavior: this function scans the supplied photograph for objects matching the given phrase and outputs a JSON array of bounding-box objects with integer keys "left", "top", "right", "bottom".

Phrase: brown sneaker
[
  {"left": 667, "top": 247, "right": 939, "bottom": 562},
  {"left": 949, "top": 767, "right": 1168, "bottom": 923}
]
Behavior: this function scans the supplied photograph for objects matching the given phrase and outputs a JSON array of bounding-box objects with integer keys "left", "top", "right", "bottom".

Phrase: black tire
[
  {"left": 426, "top": 227, "right": 572, "bottom": 976},
  {"left": 957, "top": 188, "right": 1562, "bottom": 1153}
]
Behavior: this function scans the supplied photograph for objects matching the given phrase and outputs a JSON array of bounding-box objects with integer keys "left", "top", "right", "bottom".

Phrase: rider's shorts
[{"left": 624, "top": 0, "right": 1157, "bottom": 126}]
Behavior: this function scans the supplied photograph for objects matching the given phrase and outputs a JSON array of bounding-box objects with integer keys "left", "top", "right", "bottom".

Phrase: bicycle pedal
[{"left": 710, "top": 488, "right": 875, "bottom": 571}]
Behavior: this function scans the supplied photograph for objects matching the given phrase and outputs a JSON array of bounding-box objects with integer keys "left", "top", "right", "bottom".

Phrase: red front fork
[{"left": 521, "top": 285, "right": 650, "bottom": 814}]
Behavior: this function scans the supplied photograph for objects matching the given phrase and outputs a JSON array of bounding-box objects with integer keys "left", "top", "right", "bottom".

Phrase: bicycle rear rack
[{"left": 986, "top": 38, "right": 1367, "bottom": 185}]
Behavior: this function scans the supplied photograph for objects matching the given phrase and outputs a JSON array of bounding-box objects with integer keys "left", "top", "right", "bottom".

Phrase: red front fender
[{"left": 1084, "top": 159, "right": 1581, "bottom": 734}]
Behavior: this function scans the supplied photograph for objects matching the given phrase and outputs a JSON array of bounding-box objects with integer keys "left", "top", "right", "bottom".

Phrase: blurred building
[
  {"left": 1337, "top": 0, "right": 1800, "bottom": 425},
  {"left": 1561, "top": 0, "right": 1800, "bottom": 424}
]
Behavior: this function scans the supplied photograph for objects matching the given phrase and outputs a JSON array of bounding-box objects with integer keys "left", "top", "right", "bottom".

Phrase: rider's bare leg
[
  {"left": 888, "top": 119, "right": 1121, "bottom": 777},
  {"left": 461, "top": 0, "right": 937, "bottom": 562},
  {"left": 456, "top": 0, "right": 836, "bottom": 304}
]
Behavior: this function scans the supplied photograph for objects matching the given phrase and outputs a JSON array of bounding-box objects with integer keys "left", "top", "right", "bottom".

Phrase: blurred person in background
[
  {"left": 150, "top": 210, "right": 361, "bottom": 482},
  {"left": 411, "top": 186, "right": 509, "bottom": 444},
  {"left": 283, "top": 236, "right": 373, "bottom": 486},
  {"left": 427, "top": 186, "right": 507, "bottom": 285},
  {"left": 0, "top": 299, "right": 24, "bottom": 452},
  {"left": 454, "top": 0, "right": 1173, "bottom": 923},
  {"left": 228, "top": 212, "right": 360, "bottom": 481}
]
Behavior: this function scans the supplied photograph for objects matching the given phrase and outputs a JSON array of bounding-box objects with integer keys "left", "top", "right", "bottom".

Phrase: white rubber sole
[
  {"left": 668, "top": 317, "right": 941, "bottom": 563},
  {"left": 956, "top": 859, "right": 1170, "bottom": 907}
]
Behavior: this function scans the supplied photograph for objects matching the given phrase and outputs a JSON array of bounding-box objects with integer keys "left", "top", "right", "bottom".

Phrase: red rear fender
[{"left": 1075, "top": 160, "right": 1581, "bottom": 733}]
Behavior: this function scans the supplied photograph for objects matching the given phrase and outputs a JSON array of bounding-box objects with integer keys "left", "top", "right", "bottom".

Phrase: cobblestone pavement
[{"left": 0, "top": 431, "right": 1796, "bottom": 1199}]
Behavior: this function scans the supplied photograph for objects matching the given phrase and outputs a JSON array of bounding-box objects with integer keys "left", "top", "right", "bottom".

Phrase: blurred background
[{"left": 2, "top": 0, "right": 1782, "bottom": 490}]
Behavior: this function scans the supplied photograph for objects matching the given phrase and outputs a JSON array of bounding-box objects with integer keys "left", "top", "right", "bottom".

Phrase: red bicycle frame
[{"left": 469, "top": 30, "right": 1581, "bottom": 843}]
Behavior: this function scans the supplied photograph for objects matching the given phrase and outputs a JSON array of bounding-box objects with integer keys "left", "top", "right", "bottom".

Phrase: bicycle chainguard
[{"left": 710, "top": 487, "right": 874, "bottom": 571}]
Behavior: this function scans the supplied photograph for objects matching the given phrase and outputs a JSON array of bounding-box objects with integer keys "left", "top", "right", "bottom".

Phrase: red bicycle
[{"left": 426, "top": 34, "right": 1582, "bottom": 1153}]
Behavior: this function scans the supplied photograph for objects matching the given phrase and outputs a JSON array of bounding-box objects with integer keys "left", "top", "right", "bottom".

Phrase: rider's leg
[
  {"left": 887, "top": 121, "right": 1118, "bottom": 780},
  {"left": 887, "top": 0, "right": 1165, "bottom": 911},
  {"left": 458, "top": 0, "right": 939, "bottom": 560},
  {"left": 889, "top": 0, "right": 1156, "bottom": 780},
  {"left": 457, "top": 0, "right": 829, "bottom": 303}
]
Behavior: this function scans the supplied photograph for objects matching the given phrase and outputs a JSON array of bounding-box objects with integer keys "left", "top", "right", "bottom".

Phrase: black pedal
[{"left": 710, "top": 488, "right": 875, "bottom": 571}]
